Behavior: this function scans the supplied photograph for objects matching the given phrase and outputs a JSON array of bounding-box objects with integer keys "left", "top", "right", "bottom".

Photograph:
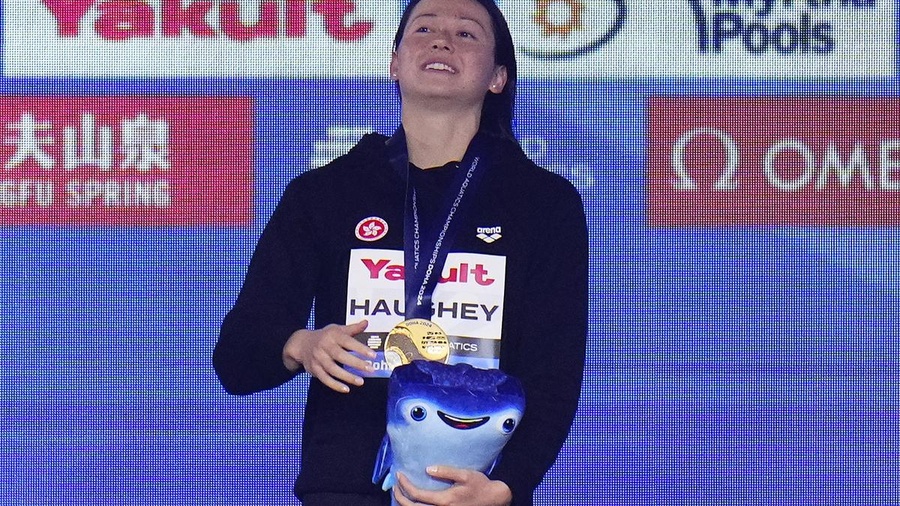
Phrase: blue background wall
[{"left": 1, "top": 3, "right": 899, "bottom": 505}]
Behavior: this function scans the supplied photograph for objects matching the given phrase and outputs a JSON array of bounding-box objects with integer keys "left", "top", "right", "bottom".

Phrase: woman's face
[{"left": 390, "top": 0, "right": 507, "bottom": 109}]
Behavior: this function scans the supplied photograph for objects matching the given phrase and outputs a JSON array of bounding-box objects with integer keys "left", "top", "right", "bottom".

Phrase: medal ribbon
[{"left": 386, "top": 127, "right": 490, "bottom": 320}]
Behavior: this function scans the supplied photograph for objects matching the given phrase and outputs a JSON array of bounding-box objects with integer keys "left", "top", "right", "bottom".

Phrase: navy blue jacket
[{"left": 213, "top": 132, "right": 588, "bottom": 506}]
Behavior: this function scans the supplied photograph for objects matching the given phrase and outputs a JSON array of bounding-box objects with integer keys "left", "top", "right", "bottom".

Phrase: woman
[{"left": 213, "top": 1, "right": 588, "bottom": 505}]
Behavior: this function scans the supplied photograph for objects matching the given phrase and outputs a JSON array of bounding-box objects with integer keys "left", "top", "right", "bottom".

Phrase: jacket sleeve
[
  {"left": 489, "top": 179, "right": 589, "bottom": 505},
  {"left": 213, "top": 177, "right": 321, "bottom": 395}
]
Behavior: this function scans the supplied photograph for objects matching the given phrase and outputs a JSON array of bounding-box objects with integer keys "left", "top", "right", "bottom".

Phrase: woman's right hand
[{"left": 282, "top": 320, "right": 377, "bottom": 393}]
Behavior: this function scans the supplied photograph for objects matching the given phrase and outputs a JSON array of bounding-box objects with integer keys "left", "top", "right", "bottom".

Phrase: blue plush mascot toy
[{"left": 372, "top": 361, "right": 526, "bottom": 504}]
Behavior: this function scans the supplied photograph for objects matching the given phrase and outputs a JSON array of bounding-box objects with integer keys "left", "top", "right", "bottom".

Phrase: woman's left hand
[{"left": 393, "top": 467, "right": 512, "bottom": 506}]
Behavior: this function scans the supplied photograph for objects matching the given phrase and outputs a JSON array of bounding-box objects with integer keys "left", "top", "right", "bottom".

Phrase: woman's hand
[
  {"left": 393, "top": 467, "right": 512, "bottom": 506},
  {"left": 282, "top": 320, "right": 377, "bottom": 393}
]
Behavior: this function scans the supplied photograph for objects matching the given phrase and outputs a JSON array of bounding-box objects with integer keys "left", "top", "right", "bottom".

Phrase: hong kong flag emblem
[{"left": 355, "top": 216, "right": 388, "bottom": 242}]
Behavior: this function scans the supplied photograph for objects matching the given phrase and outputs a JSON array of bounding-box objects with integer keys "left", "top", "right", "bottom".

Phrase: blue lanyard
[{"left": 386, "top": 127, "right": 490, "bottom": 320}]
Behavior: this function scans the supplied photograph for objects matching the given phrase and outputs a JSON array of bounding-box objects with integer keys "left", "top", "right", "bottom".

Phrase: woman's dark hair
[{"left": 393, "top": 0, "right": 518, "bottom": 144}]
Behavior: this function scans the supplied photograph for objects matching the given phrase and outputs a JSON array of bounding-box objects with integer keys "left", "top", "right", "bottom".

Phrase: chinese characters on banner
[{"left": 0, "top": 96, "right": 253, "bottom": 225}]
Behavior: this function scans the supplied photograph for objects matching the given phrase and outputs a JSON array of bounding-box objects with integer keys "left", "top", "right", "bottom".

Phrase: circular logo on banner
[
  {"left": 355, "top": 216, "right": 389, "bottom": 242},
  {"left": 507, "top": 0, "right": 627, "bottom": 60}
]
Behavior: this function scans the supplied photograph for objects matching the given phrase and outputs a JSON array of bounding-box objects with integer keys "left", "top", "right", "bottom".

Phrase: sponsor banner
[
  {"left": 3, "top": 0, "right": 398, "bottom": 77},
  {"left": 648, "top": 96, "right": 900, "bottom": 226},
  {"left": 346, "top": 248, "right": 506, "bottom": 378},
  {"left": 0, "top": 96, "right": 252, "bottom": 225},
  {"left": 5, "top": 1, "right": 893, "bottom": 77},
  {"left": 512, "top": 0, "right": 894, "bottom": 77}
]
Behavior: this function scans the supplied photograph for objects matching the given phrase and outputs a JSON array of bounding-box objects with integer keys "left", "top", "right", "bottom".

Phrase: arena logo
[
  {"left": 648, "top": 97, "right": 900, "bottom": 226},
  {"left": 688, "top": 0, "right": 876, "bottom": 55},
  {"left": 40, "top": 0, "right": 373, "bottom": 41},
  {"left": 505, "top": 0, "right": 626, "bottom": 60}
]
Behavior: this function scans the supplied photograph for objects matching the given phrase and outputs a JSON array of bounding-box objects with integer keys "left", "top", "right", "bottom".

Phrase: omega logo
[{"left": 671, "top": 127, "right": 900, "bottom": 192}]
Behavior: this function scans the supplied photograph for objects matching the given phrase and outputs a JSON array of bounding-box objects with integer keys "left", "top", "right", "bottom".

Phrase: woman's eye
[
  {"left": 416, "top": 26, "right": 430, "bottom": 33},
  {"left": 458, "top": 31, "right": 474, "bottom": 39}
]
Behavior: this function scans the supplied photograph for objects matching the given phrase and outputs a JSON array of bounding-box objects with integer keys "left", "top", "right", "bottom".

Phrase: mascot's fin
[
  {"left": 372, "top": 434, "right": 393, "bottom": 490},
  {"left": 383, "top": 471, "right": 397, "bottom": 491},
  {"left": 485, "top": 454, "right": 501, "bottom": 476}
]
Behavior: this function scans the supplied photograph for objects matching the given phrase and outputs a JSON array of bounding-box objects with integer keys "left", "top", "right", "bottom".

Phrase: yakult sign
[
  {"left": 3, "top": 0, "right": 893, "bottom": 77},
  {"left": 41, "top": 0, "right": 374, "bottom": 41},
  {"left": 648, "top": 97, "right": 900, "bottom": 226},
  {"left": 2, "top": 0, "right": 396, "bottom": 76}
]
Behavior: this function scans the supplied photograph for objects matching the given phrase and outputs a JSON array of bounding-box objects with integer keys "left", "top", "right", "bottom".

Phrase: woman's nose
[{"left": 430, "top": 32, "right": 453, "bottom": 52}]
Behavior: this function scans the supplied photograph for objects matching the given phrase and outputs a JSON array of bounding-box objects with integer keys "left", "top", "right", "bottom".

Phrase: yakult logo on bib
[
  {"left": 345, "top": 249, "right": 507, "bottom": 378},
  {"left": 355, "top": 216, "right": 388, "bottom": 241}
]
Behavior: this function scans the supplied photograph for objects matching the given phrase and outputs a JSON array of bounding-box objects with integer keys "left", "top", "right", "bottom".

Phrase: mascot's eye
[
  {"left": 410, "top": 406, "right": 427, "bottom": 421},
  {"left": 502, "top": 418, "right": 516, "bottom": 433}
]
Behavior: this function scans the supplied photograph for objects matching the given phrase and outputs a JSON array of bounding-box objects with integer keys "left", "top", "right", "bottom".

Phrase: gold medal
[{"left": 383, "top": 318, "right": 450, "bottom": 370}]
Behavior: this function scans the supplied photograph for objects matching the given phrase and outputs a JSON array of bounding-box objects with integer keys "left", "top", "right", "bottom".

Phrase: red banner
[
  {"left": 648, "top": 97, "right": 900, "bottom": 226},
  {"left": 0, "top": 96, "right": 252, "bottom": 225}
]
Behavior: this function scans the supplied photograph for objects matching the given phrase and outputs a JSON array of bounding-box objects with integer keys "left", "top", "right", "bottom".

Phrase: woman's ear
[
  {"left": 390, "top": 51, "right": 399, "bottom": 81},
  {"left": 489, "top": 65, "right": 508, "bottom": 94}
]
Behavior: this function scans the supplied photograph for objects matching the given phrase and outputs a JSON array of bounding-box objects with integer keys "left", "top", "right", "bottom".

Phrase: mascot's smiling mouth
[{"left": 437, "top": 411, "right": 490, "bottom": 430}]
